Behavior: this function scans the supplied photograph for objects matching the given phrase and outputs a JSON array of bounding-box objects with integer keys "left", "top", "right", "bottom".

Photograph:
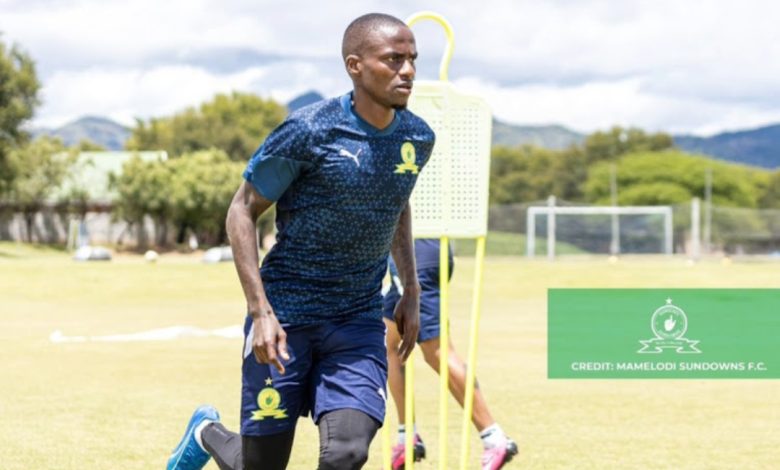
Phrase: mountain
[
  {"left": 287, "top": 91, "right": 325, "bottom": 112},
  {"left": 35, "top": 93, "right": 780, "bottom": 169},
  {"left": 33, "top": 116, "right": 131, "bottom": 150},
  {"left": 31, "top": 92, "right": 322, "bottom": 150},
  {"left": 492, "top": 119, "right": 584, "bottom": 149},
  {"left": 285, "top": 91, "right": 586, "bottom": 150},
  {"left": 493, "top": 119, "right": 780, "bottom": 168},
  {"left": 674, "top": 124, "right": 780, "bottom": 169}
]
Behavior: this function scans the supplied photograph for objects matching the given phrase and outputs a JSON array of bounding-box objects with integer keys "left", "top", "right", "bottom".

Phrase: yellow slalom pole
[
  {"left": 459, "top": 236, "right": 487, "bottom": 470},
  {"left": 405, "top": 12, "right": 456, "bottom": 470},
  {"left": 438, "top": 236, "right": 450, "bottom": 470},
  {"left": 406, "top": 11, "right": 455, "bottom": 82},
  {"left": 404, "top": 348, "right": 416, "bottom": 470},
  {"left": 381, "top": 410, "right": 391, "bottom": 470}
]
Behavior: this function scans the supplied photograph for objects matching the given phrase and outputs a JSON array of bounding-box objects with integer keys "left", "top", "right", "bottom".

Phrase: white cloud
[
  {"left": 2, "top": 0, "right": 779, "bottom": 134},
  {"left": 453, "top": 76, "right": 780, "bottom": 136},
  {"left": 37, "top": 61, "right": 352, "bottom": 128}
]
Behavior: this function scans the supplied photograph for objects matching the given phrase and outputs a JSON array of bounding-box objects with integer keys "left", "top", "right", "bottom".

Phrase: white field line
[{"left": 49, "top": 325, "right": 243, "bottom": 343}]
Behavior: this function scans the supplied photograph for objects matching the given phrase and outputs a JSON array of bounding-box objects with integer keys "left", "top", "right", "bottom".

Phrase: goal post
[{"left": 527, "top": 205, "right": 674, "bottom": 259}]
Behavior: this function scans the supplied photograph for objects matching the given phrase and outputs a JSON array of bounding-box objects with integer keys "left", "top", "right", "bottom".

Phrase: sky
[{"left": 2, "top": 0, "right": 779, "bottom": 136}]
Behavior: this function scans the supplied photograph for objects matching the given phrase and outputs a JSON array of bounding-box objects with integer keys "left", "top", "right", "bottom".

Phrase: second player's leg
[
  {"left": 383, "top": 317, "right": 408, "bottom": 423},
  {"left": 419, "top": 337, "right": 495, "bottom": 431}
]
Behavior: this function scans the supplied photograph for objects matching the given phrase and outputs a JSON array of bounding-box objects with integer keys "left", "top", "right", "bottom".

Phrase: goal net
[{"left": 526, "top": 205, "right": 673, "bottom": 258}]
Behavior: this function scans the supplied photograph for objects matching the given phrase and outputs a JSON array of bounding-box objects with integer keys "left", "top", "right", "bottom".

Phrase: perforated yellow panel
[{"left": 408, "top": 81, "right": 492, "bottom": 237}]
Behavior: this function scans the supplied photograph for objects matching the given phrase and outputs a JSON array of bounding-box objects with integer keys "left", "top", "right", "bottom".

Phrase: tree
[
  {"left": 584, "top": 126, "right": 673, "bottom": 163},
  {"left": 583, "top": 150, "right": 764, "bottom": 207},
  {"left": 488, "top": 126, "right": 674, "bottom": 206},
  {"left": 490, "top": 145, "right": 587, "bottom": 204},
  {"left": 126, "top": 92, "right": 287, "bottom": 161},
  {"left": 110, "top": 154, "right": 173, "bottom": 247},
  {"left": 759, "top": 171, "right": 780, "bottom": 209},
  {"left": 111, "top": 149, "right": 276, "bottom": 249},
  {"left": 75, "top": 139, "right": 106, "bottom": 151},
  {"left": 167, "top": 149, "right": 245, "bottom": 245},
  {"left": 6, "top": 137, "right": 75, "bottom": 241},
  {"left": 0, "top": 36, "right": 41, "bottom": 193}
]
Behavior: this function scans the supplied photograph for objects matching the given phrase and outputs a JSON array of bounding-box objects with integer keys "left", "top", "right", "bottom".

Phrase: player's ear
[{"left": 345, "top": 54, "right": 362, "bottom": 77}]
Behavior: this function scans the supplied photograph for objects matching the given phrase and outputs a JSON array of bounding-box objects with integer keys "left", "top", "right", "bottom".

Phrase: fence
[
  {"left": 487, "top": 199, "right": 780, "bottom": 257},
  {"left": 0, "top": 207, "right": 158, "bottom": 248},
  {"left": 4, "top": 199, "right": 780, "bottom": 256}
]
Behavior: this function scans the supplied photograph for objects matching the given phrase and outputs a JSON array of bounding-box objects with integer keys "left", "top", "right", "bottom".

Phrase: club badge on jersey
[{"left": 395, "top": 142, "right": 419, "bottom": 174}]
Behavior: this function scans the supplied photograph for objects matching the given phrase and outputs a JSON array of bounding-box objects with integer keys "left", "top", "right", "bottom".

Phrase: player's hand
[
  {"left": 393, "top": 286, "right": 420, "bottom": 363},
  {"left": 251, "top": 306, "right": 290, "bottom": 374}
]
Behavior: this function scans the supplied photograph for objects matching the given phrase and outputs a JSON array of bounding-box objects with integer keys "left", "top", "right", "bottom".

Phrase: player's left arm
[{"left": 390, "top": 202, "right": 420, "bottom": 362}]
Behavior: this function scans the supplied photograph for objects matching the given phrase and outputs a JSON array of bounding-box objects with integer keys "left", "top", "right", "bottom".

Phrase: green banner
[{"left": 548, "top": 289, "right": 780, "bottom": 379}]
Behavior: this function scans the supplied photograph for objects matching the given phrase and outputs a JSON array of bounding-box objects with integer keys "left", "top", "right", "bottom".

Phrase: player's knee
[
  {"left": 317, "top": 409, "right": 378, "bottom": 470},
  {"left": 421, "top": 346, "right": 440, "bottom": 369},
  {"left": 422, "top": 344, "right": 465, "bottom": 376},
  {"left": 319, "top": 439, "right": 369, "bottom": 470},
  {"left": 424, "top": 353, "right": 440, "bottom": 370}
]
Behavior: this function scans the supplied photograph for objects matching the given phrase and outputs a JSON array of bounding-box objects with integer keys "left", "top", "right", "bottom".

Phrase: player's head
[{"left": 342, "top": 13, "right": 417, "bottom": 110}]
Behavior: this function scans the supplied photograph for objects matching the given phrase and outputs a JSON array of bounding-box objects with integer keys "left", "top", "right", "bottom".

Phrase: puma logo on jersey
[{"left": 338, "top": 148, "right": 362, "bottom": 166}]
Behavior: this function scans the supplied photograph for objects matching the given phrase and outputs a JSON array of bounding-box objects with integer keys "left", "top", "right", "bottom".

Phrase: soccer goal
[{"left": 526, "top": 204, "right": 674, "bottom": 259}]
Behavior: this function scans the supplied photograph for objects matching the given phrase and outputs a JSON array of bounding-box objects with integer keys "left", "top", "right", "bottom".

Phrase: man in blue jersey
[
  {"left": 383, "top": 239, "right": 517, "bottom": 470},
  {"left": 166, "top": 13, "right": 434, "bottom": 470}
]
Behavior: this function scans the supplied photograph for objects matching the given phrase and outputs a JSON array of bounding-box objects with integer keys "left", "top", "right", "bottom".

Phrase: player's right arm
[
  {"left": 226, "top": 181, "right": 289, "bottom": 374},
  {"left": 228, "top": 115, "right": 314, "bottom": 373}
]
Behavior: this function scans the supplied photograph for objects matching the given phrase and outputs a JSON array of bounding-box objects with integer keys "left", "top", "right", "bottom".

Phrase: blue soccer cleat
[{"left": 166, "top": 405, "right": 220, "bottom": 470}]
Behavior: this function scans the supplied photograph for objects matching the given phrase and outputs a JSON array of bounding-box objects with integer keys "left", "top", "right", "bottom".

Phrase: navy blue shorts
[
  {"left": 240, "top": 316, "right": 388, "bottom": 436},
  {"left": 382, "top": 266, "right": 451, "bottom": 343}
]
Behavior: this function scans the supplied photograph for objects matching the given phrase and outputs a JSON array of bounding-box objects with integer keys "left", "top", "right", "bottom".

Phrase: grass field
[
  {"left": 1, "top": 242, "right": 779, "bottom": 469},
  {"left": 452, "top": 231, "right": 585, "bottom": 257}
]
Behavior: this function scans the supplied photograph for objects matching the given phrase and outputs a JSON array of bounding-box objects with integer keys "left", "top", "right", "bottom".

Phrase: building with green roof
[
  {"left": 3, "top": 151, "right": 167, "bottom": 245},
  {"left": 52, "top": 150, "right": 168, "bottom": 208}
]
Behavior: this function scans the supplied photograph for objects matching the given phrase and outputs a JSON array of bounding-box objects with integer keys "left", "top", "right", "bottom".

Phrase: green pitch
[{"left": 1, "top": 242, "right": 778, "bottom": 469}]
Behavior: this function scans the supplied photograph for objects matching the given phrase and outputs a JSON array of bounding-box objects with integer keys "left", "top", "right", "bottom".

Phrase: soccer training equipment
[
  {"left": 397, "top": 10, "right": 493, "bottom": 470},
  {"left": 166, "top": 405, "right": 220, "bottom": 470}
]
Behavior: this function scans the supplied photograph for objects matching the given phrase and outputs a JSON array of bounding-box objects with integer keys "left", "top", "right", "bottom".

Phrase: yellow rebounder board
[{"left": 380, "top": 11, "right": 492, "bottom": 470}]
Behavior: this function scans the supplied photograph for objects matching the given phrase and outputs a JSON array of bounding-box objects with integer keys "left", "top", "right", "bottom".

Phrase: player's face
[{"left": 355, "top": 25, "right": 417, "bottom": 110}]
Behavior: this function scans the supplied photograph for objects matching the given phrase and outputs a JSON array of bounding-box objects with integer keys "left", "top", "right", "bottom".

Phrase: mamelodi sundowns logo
[{"left": 548, "top": 289, "right": 778, "bottom": 379}]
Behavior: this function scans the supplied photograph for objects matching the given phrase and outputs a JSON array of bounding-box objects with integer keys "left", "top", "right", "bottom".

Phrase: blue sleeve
[
  {"left": 421, "top": 130, "right": 436, "bottom": 167},
  {"left": 412, "top": 120, "right": 436, "bottom": 170},
  {"left": 242, "top": 117, "right": 316, "bottom": 201}
]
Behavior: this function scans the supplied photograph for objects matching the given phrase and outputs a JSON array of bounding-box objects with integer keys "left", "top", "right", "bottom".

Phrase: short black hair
[{"left": 342, "top": 13, "right": 408, "bottom": 60}]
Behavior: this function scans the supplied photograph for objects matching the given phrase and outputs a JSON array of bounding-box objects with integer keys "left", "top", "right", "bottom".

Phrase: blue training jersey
[{"left": 243, "top": 93, "right": 435, "bottom": 325}]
